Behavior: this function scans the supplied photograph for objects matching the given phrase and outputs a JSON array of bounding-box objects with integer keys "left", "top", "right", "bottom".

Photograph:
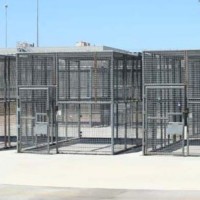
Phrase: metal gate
[
  {"left": 18, "top": 87, "right": 56, "bottom": 153},
  {"left": 56, "top": 103, "right": 112, "bottom": 154},
  {"left": 188, "top": 101, "right": 200, "bottom": 156},
  {"left": 144, "top": 85, "right": 187, "bottom": 155}
]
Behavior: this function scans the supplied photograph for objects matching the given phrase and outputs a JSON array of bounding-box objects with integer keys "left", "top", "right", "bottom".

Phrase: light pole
[
  {"left": 37, "top": 0, "right": 39, "bottom": 47},
  {"left": 5, "top": 3, "right": 8, "bottom": 48}
]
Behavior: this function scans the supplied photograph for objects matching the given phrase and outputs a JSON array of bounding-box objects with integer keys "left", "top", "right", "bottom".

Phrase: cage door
[
  {"left": 144, "top": 86, "right": 186, "bottom": 155},
  {"left": 18, "top": 88, "right": 51, "bottom": 153}
]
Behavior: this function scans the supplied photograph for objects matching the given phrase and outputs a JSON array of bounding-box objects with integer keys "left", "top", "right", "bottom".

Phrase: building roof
[{"left": 0, "top": 46, "right": 139, "bottom": 56}]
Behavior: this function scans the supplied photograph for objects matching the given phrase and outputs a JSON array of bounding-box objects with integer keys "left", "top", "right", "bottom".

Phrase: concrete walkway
[
  {"left": 1, "top": 150, "right": 200, "bottom": 191},
  {"left": 1, "top": 185, "right": 200, "bottom": 200},
  {"left": 0, "top": 150, "right": 200, "bottom": 190}
]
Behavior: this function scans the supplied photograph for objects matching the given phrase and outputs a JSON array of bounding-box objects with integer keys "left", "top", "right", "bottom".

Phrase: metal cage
[
  {"left": 143, "top": 50, "right": 200, "bottom": 156},
  {"left": 17, "top": 50, "right": 142, "bottom": 155},
  {"left": 0, "top": 55, "right": 17, "bottom": 150}
]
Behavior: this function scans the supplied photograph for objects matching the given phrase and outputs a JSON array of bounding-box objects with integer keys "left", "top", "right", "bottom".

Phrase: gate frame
[
  {"left": 143, "top": 84, "right": 188, "bottom": 156},
  {"left": 17, "top": 86, "right": 54, "bottom": 153}
]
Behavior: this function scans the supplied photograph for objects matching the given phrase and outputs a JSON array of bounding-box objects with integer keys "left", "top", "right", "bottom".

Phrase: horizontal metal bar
[
  {"left": 146, "top": 85, "right": 185, "bottom": 89},
  {"left": 0, "top": 100, "right": 16, "bottom": 103},
  {"left": 167, "top": 112, "right": 183, "bottom": 116},
  {"left": 36, "top": 113, "right": 47, "bottom": 116},
  {"left": 19, "top": 87, "right": 48, "bottom": 90},
  {"left": 20, "top": 117, "right": 35, "bottom": 120},
  {"left": 188, "top": 101, "right": 200, "bottom": 104},
  {"left": 147, "top": 117, "right": 168, "bottom": 120},
  {"left": 57, "top": 101, "right": 112, "bottom": 104},
  {"left": 145, "top": 83, "right": 185, "bottom": 87},
  {"left": 18, "top": 85, "right": 57, "bottom": 88}
]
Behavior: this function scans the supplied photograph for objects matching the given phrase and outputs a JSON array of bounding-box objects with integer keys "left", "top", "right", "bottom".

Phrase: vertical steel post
[
  {"left": 55, "top": 53, "right": 59, "bottom": 154},
  {"left": 16, "top": 55, "right": 21, "bottom": 153},
  {"left": 142, "top": 52, "right": 146, "bottom": 155},
  {"left": 78, "top": 61, "right": 81, "bottom": 138},
  {"left": 7, "top": 57, "right": 11, "bottom": 147},
  {"left": 135, "top": 57, "right": 139, "bottom": 144},
  {"left": 47, "top": 88, "right": 50, "bottom": 154},
  {"left": 184, "top": 51, "right": 189, "bottom": 156},
  {"left": 116, "top": 60, "right": 119, "bottom": 139},
  {"left": 111, "top": 53, "right": 115, "bottom": 155},
  {"left": 89, "top": 68, "right": 92, "bottom": 127},
  {"left": 159, "top": 56, "right": 163, "bottom": 148},
  {"left": 125, "top": 102, "right": 127, "bottom": 150},
  {"left": 124, "top": 56, "right": 127, "bottom": 150},
  {"left": 4, "top": 56, "right": 7, "bottom": 148},
  {"left": 136, "top": 100, "right": 139, "bottom": 144}
]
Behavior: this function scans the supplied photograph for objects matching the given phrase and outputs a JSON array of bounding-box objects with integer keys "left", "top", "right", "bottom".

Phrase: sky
[{"left": 0, "top": 0, "right": 200, "bottom": 51}]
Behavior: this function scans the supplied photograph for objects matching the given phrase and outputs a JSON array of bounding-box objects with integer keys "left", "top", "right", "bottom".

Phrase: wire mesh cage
[
  {"left": 0, "top": 55, "right": 17, "bottom": 150},
  {"left": 17, "top": 50, "right": 142, "bottom": 155},
  {"left": 143, "top": 50, "right": 200, "bottom": 156}
]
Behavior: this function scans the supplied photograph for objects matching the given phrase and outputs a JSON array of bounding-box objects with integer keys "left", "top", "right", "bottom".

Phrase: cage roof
[{"left": 0, "top": 46, "right": 139, "bottom": 56}]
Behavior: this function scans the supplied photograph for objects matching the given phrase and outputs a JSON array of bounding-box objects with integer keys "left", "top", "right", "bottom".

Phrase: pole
[
  {"left": 5, "top": 4, "right": 8, "bottom": 48},
  {"left": 37, "top": 0, "right": 39, "bottom": 47}
]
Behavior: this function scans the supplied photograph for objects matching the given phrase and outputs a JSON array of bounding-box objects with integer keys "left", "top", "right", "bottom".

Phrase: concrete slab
[
  {"left": 1, "top": 185, "right": 200, "bottom": 200},
  {"left": 1, "top": 150, "right": 200, "bottom": 190}
]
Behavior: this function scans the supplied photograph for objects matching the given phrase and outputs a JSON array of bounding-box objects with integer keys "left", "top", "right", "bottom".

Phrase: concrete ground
[
  {"left": 1, "top": 150, "right": 200, "bottom": 199},
  {"left": 2, "top": 185, "right": 200, "bottom": 200}
]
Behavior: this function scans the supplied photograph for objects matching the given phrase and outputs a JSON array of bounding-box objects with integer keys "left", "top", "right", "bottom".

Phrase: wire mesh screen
[
  {"left": 188, "top": 101, "right": 200, "bottom": 155},
  {"left": 187, "top": 51, "right": 200, "bottom": 155},
  {"left": 0, "top": 55, "right": 16, "bottom": 150},
  {"left": 18, "top": 87, "right": 56, "bottom": 153},
  {"left": 58, "top": 58, "right": 111, "bottom": 101},
  {"left": 143, "top": 51, "right": 186, "bottom": 85},
  {"left": 17, "top": 51, "right": 142, "bottom": 155},
  {"left": 19, "top": 88, "right": 49, "bottom": 153},
  {"left": 144, "top": 86, "right": 186, "bottom": 155},
  {"left": 56, "top": 103, "right": 112, "bottom": 154},
  {"left": 113, "top": 55, "right": 142, "bottom": 153},
  {"left": 17, "top": 54, "right": 56, "bottom": 86}
]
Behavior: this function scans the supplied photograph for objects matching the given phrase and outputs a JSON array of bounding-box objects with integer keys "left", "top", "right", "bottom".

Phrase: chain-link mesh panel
[
  {"left": 0, "top": 56, "right": 16, "bottom": 149},
  {"left": 187, "top": 53, "right": 200, "bottom": 155},
  {"left": 114, "top": 56, "right": 142, "bottom": 101},
  {"left": 113, "top": 102, "right": 142, "bottom": 153},
  {"left": 19, "top": 88, "right": 51, "bottom": 153},
  {"left": 188, "top": 101, "right": 200, "bottom": 155},
  {"left": 58, "top": 58, "right": 111, "bottom": 101},
  {"left": 0, "top": 101, "right": 5, "bottom": 149},
  {"left": 188, "top": 53, "right": 200, "bottom": 99},
  {"left": 17, "top": 54, "right": 56, "bottom": 86},
  {"left": 57, "top": 103, "right": 112, "bottom": 155},
  {"left": 143, "top": 51, "right": 186, "bottom": 85},
  {"left": 113, "top": 55, "right": 142, "bottom": 153}
]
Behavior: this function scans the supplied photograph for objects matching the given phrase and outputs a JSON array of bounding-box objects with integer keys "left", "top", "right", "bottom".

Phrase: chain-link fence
[
  {"left": 143, "top": 50, "right": 200, "bottom": 156},
  {"left": 0, "top": 55, "right": 16, "bottom": 150}
]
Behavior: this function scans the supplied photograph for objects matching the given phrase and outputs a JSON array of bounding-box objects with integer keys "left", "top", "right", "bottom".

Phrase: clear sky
[{"left": 0, "top": 0, "right": 200, "bottom": 51}]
